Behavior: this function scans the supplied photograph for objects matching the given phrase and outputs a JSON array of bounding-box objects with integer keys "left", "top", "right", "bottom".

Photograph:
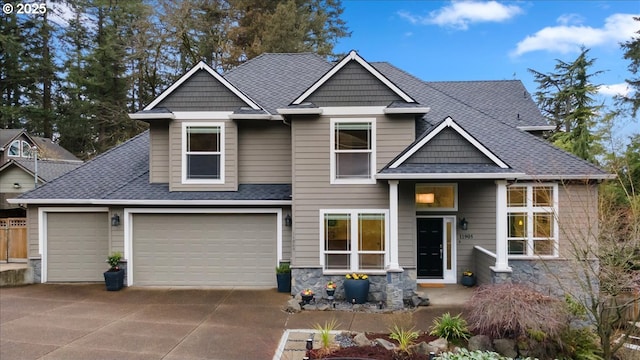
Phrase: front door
[{"left": 417, "top": 218, "right": 443, "bottom": 277}]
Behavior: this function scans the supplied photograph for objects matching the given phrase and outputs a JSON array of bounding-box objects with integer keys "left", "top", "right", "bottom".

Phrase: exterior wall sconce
[
  {"left": 285, "top": 214, "right": 292, "bottom": 227},
  {"left": 111, "top": 214, "right": 120, "bottom": 226},
  {"left": 13, "top": 183, "right": 21, "bottom": 189},
  {"left": 459, "top": 217, "right": 468, "bottom": 230}
]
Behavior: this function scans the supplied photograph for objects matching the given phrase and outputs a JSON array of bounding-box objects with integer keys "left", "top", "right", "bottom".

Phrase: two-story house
[{"left": 11, "top": 51, "right": 611, "bottom": 305}]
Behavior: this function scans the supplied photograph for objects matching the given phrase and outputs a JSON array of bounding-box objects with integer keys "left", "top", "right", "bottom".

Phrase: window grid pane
[
  {"left": 358, "top": 214, "right": 385, "bottom": 251},
  {"left": 9, "top": 141, "right": 19, "bottom": 156},
  {"left": 325, "top": 254, "right": 350, "bottom": 270},
  {"left": 508, "top": 239, "right": 526, "bottom": 255},
  {"left": 335, "top": 123, "right": 371, "bottom": 150},
  {"left": 188, "top": 127, "right": 220, "bottom": 152},
  {"left": 533, "top": 240, "right": 554, "bottom": 255},
  {"left": 187, "top": 154, "right": 220, "bottom": 179},
  {"left": 358, "top": 254, "right": 384, "bottom": 270},
  {"left": 336, "top": 152, "right": 370, "bottom": 178},
  {"left": 507, "top": 187, "right": 526, "bottom": 207},
  {"left": 325, "top": 214, "right": 350, "bottom": 251},
  {"left": 533, "top": 213, "right": 553, "bottom": 238},
  {"left": 534, "top": 187, "right": 553, "bottom": 207},
  {"left": 508, "top": 213, "right": 527, "bottom": 238}
]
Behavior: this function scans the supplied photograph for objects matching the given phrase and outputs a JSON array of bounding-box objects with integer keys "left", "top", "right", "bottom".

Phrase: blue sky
[{"left": 335, "top": 0, "right": 639, "bottom": 142}]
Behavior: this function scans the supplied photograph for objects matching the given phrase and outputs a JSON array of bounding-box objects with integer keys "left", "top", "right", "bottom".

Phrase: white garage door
[
  {"left": 132, "top": 213, "right": 277, "bottom": 286},
  {"left": 47, "top": 212, "right": 109, "bottom": 282}
]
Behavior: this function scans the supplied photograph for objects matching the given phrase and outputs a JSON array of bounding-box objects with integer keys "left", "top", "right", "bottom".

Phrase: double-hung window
[
  {"left": 330, "top": 119, "right": 375, "bottom": 184},
  {"left": 321, "top": 210, "right": 388, "bottom": 272},
  {"left": 507, "top": 184, "right": 558, "bottom": 257},
  {"left": 182, "top": 122, "right": 224, "bottom": 183}
]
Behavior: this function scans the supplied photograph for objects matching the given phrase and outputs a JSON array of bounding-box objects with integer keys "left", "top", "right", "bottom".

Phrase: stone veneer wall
[
  {"left": 291, "top": 268, "right": 417, "bottom": 309},
  {"left": 29, "top": 258, "right": 41, "bottom": 283},
  {"left": 492, "top": 259, "right": 600, "bottom": 299}
]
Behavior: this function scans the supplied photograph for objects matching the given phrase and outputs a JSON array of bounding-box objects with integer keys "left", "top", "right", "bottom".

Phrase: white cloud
[
  {"left": 556, "top": 13, "right": 584, "bottom": 26},
  {"left": 512, "top": 13, "right": 639, "bottom": 56},
  {"left": 598, "top": 83, "right": 632, "bottom": 97},
  {"left": 398, "top": 1, "right": 523, "bottom": 30}
]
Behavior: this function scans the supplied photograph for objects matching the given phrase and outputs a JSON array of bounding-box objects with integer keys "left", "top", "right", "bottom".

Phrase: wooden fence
[{"left": 0, "top": 218, "right": 27, "bottom": 262}]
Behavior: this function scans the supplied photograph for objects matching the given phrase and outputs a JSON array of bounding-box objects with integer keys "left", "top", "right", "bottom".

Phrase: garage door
[
  {"left": 47, "top": 212, "right": 109, "bottom": 282},
  {"left": 132, "top": 213, "right": 277, "bottom": 286}
]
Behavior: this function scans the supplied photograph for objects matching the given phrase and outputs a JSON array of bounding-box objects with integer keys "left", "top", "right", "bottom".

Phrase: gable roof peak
[
  {"left": 143, "top": 60, "right": 262, "bottom": 112},
  {"left": 291, "top": 50, "right": 417, "bottom": 105}
]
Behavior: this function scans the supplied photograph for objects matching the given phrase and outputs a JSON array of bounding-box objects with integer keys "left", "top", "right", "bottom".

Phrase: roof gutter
[
  {"left": 383, "top": 107, "right": 431, "bottom": 114},
  {"left": 128, "top": 113, "right": 176, "bottom": 120},
  {"left": 6, "top": 198, "right": 293, "bottom": 206},
  {"left": 376, "top": 173, "right": 526, "bottom": 180}
]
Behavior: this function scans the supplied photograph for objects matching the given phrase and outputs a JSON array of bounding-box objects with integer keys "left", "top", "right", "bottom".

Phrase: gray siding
[
  {"left": 291, "top": 114, "right": 414, "bottom": 267},
  {"left": 27, "top": 206, "right": 38, "bottom": 258},
  {"left": 456, "top": 181, "right": 497, "bottom": 275},
  {"left": 238, "top": 121, "right": 292, "bottom": 184},
  {"left": 0, "top": 166, "right": 39, "bottom": 208},
  {"left": 169, "top": 119, "right": 238, "bottom": 191},
  {"left": 149, "top": 122, "right": 170, "bottom": 183},
  {"left": 282, "top": 206, "right": 292, "bottom": 261},
  {"left": 558, "top": 183, "right": 598, "bottom": 258},
  {"left": 307, "top": 62, "right": 404, "bottom": 106},
  {"left": 156, "top": 70, "right": 247, "bottom": 111},
  {"left": 406, "top": 127, "right": 493, "bottom": 164},
  {"left": 109, "top": 207, "right": 125, "bottom": 256}
]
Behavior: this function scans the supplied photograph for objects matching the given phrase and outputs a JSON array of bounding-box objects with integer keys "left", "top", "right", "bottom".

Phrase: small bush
[
  {"left": 389, "top": 324, "right": 420, "bottom": 353},
  {"left": 557, "top": 327, "right": 603, "bottom": 360},
  {"left": 466, "top": 284, "right": 569, "bottom": 340},
  {"left": 436, "top": 348, "right": 529, "bottom": 360},
  {"left": 429, "top": 312, "right": 471, "bottom": 345},
  {"left": 313, "top": 318, "right": 340, "bottom": 353}
]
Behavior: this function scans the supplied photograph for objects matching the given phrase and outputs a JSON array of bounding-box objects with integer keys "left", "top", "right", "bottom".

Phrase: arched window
[{"left": 8, "top": 140, "right": 20, "bottom": 157}]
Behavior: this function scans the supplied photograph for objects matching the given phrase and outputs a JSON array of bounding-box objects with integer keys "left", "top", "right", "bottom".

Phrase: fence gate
[{"left": 0, "top": 218, "right": 27, "bottom": 262}]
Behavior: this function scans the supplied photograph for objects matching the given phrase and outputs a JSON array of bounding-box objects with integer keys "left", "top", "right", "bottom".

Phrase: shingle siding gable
[
  {"left": 155, "top": 70, "right": 248, "bottom": 111},
  {"left": 307, "top": 61, "right": 403, "bottom": 106},
  {"left": 405, "top": 127, "right": 494, "bottom": 165}
]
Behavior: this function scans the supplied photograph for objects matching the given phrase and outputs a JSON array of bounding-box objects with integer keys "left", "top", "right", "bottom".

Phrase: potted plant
[
  {"left": 461, "top": 270, "right": 476, "bottom": 287},
  {"left": 275, "top": 263, "right": 291, "bottom": 293},
  {"left": 326, "top": 281, "right": 336, "bottom": 299},
  {"left": 301, "top": 288, "right": 314, "bottom": 304},
  {"left": 344, "top": 273, "right": 369, "bottom": 304},
  {"left": 104, "top": 252, "right": 125, "bottom": 291}
]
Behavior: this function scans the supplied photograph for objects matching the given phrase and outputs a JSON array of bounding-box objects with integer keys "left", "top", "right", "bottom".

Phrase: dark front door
[{"left": 417, "top": 218, "right": 443, "bottom": 278}]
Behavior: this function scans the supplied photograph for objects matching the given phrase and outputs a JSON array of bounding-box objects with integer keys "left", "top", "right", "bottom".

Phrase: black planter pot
[
  {"left": 276, "top": 272, "right": 291, "bottom": 293},
  {"left": 461, "top": 275, "right": 476, "bottom": 287},
  {"left": 344, "top": 279, "right": 370, "bottom": 304},
  {"left": 104, "top": 269, "right": 125, "bottom": 291}
]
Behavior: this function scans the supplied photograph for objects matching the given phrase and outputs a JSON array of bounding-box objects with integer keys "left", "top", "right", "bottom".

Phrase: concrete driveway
[{"left": 0, "top": 284, "right": 466, "bottom": 360}]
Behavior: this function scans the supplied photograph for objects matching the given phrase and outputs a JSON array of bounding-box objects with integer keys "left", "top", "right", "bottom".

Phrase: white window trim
[
  {"left": 8, "top": 140, "right": 20, "bottom": 157},
  {"left": 415, "top": 183, "right": 459, "bottom": 211},
  {"left": 319, "top": 209, "right": 389, "bottom": 274},
  {"left": 506, "top": 183, "right": 559, "bottom": 258},
  {"left": 329, "top": 118, "right": 376, "bottom": 185},
  {"left": 181, "top": 121, "right": 225, "bottom": 184}
]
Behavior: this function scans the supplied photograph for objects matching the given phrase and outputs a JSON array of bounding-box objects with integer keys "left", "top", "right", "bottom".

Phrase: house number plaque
[{"left": 459, "top": 234, "right": 474, "bottom": 240}]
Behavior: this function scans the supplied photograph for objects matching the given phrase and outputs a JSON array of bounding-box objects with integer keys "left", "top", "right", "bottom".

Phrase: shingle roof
[
  {"left": 18, "top": 53, "right": 610, "bottom": 203},
  {"left": 18, "top": 131, "right": 291, "bottom": 202},
  {"left": 0, "top": 129, "right": 23, "bottom": 148},
  {"left": 4, "top": 159, "right": 82, "bottom": 182},
  {"left": 224, "top": 53, "right": 333, "bottom": 114}
]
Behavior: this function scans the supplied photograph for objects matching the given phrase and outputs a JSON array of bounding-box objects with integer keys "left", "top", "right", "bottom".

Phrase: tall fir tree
[{"left": 529, "top": 47, "right": 603, "bottom": 162}]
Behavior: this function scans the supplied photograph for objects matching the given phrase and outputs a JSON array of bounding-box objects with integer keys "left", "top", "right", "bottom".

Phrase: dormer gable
[
  {"left": 291, "top": 50, "right": 417, "bottom": 107},
  {"left": 389, "top": 117, "right": 509, "bottom": 169},
  {"left": 144, "top": 61, "right": 262, "bottom": 112}
]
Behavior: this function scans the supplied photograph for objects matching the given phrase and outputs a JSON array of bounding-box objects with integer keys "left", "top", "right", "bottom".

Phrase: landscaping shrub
[
  {"left": 436, "top": 348, "right": 534, "bottom": 360},
  {"left": 466, "top": 284, "right": 569, "bottom": 339},
  {"left": 429, "top": 312, "right": 471, "bottom": 346},
  {"left": 465, "top": 283, "right": 570, "bottom": 358}
]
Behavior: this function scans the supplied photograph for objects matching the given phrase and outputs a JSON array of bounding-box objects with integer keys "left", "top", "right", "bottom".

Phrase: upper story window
[
  {"left": 330, "top": 119, "right": 376, "bottom": 184},
  {"left": 8, "top": 140, "right": 32, "bottom": 158},
  {"left": 182, "top": 122, "right": 224, "bottom": 184},
  {"left": 507, "top": 184, "right": 558, "bottom": 257}
]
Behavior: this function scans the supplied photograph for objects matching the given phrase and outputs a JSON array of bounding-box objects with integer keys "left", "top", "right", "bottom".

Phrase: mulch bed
[{"left": 307, "top": 332, "right": 440, "bottom": 360}]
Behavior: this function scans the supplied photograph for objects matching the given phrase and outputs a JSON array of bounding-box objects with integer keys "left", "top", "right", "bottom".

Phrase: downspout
[{"left": 34, "top": 146, "right": 38, "bottom": 188}]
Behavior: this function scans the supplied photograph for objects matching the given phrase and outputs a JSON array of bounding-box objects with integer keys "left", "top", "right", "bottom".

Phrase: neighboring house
[
  {"left": 10, "top": 51, "right": 611, "bottom": 305},
  {"left": 1, "top": 129, "right": 82, "bottom": 212}
]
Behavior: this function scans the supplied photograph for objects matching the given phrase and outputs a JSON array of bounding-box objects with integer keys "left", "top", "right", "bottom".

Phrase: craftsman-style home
[{"left": 11, "top": 51, "right": 610, "bottom": 305}]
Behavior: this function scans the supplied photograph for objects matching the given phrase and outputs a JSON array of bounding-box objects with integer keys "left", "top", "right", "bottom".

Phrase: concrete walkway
[{"left": 0, "top": 284, "right": 472, "bottom": 360}]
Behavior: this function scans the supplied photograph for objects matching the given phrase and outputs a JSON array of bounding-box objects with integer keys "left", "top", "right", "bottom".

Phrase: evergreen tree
[
  {"left": 618, "top": 16, "right": 640, "bottom": 118},
  {"left": 529, "top": 47, "right": 603, "bottom": 162},
  {"left": 0, "top": 9, "right": 28, "bottom": 129}
]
